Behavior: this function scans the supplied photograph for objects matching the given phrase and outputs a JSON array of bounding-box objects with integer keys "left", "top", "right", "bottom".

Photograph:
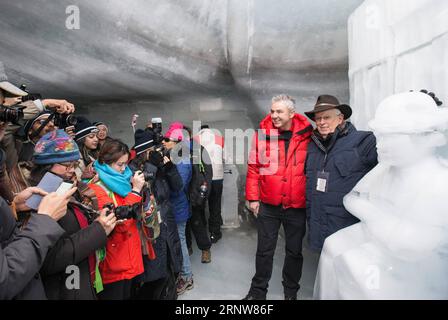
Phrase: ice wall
[
  {"left": 348, "top": 0, "right": 448, "bottom": 130},
  {"left": 0, "top": 0, "right": 363, "bottom": 120},
  {"left": 0, "top": 0, "right": 231, "bottom": 100}
]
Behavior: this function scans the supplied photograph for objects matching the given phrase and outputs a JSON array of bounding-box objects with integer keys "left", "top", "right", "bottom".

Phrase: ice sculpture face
[
  {"left": 370, "top": 92, "right": 448, "bottom": 166},
  {"left": 313, "top": 92, "right": 448, "bottom": 300}
]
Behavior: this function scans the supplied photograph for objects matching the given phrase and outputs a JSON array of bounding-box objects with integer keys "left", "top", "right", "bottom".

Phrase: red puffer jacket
[
  {"left": 246, "top": 114, "right": 312, "bottom": 209},
  {"left": 88, "top": 183, "right": 144, "bottom": 285}
]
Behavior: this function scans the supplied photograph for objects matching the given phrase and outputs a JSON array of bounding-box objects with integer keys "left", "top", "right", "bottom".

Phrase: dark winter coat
[
  {"left": 129, "top": 160, "right": 184, "bottom": 283},
  {"left": 0, "top": 197, "right": 64, "bottom": 299},
  {"left": 40, "top": 203, "right": 107, "bottom": 300},
  {"left": 305, "top": 122, "right": 378, "bottom": 251},
  {"left": 189, "top": 141, "right": 213, "bottom": 207}
]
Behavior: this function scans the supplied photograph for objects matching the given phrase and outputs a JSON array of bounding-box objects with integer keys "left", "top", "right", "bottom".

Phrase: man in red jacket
[{"left": 244, "top": 94, "right": 312, "bottom": 300}]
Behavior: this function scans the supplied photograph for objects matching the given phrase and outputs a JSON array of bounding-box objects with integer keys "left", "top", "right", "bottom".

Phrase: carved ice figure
[{"left": 314, "top": 92, "right": 448, "bottom": 300}]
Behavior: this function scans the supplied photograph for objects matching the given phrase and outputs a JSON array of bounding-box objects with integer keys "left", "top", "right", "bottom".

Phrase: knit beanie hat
[
  {"left": 164, "top": 121, "right": 185, "bottom": 142},
  {"left": 18, "top": 111, "right": 53, "bottom": 140},
  {"left": 93, "top": 121, "right": 104, "bottom": 127},
  {"left": 33, "top": 129, "right": 80, "bottom": 165},
  {"left": 75, "top": 116, "right": 98, "bottom": 141},
  {"left": 133, "top": 129, "right": 155, "bottom": 155}
]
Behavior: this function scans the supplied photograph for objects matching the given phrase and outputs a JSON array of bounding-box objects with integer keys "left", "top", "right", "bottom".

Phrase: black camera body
[
  {"left": 151, "top": 117, "right": 163, "bottom": 145},
  {"left": 19, "top": 84, "right": 42, "bottom": 102},
  {"left": 103, "top": 203, "right": 139, "bottom": 220},
  {"left": 0, "top": 104, "right": 25, "bottom": 124},
  {"left": 53, "top": 113, "right": 77, "bottom": 129},
  {"left": 141, "top": 163, "right": 158, "bottom": 182}
]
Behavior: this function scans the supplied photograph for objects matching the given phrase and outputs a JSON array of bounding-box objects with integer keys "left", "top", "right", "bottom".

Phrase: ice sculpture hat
[{"left": 369, "top": 92, "right": 448, "bottom": 134}]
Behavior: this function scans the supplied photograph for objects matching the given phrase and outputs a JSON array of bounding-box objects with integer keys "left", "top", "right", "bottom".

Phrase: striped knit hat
[
  {"left": 74, "top": 116, "right": 98, "bottom": 141},
  {"left": 133, "top": 129, "right": 155, "bottom": 155}
]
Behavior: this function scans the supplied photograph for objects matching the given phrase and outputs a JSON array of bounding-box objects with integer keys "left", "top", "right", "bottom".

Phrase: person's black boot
[{"left": 242, "top": 293, "right": 266, "bottom": 300}]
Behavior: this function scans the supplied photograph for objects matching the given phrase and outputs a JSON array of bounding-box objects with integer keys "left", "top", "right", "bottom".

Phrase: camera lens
[
  {"left": 0, "top": 105, "right": 24, "bottom": 124},
  {"left": 67, "top": 115, "right": 77, "bottom": 126}
]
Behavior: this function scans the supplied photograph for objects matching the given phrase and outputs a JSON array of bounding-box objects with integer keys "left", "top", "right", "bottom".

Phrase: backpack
[{"left": 189, "top": 141, "right": 213, "bottom": 207}]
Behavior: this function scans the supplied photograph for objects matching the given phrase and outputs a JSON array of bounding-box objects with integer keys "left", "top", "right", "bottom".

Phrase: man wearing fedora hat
[{"left": 304, "top": 95, "right": 378, "bottom": 252}]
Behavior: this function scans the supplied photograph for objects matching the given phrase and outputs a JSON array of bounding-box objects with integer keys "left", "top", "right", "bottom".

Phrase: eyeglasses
[
  {"left": 57, "top": 162, "right": 79, "bottom": 170},
  {"left": 163, "top": 137, "right": 178, "bottom": 143}
]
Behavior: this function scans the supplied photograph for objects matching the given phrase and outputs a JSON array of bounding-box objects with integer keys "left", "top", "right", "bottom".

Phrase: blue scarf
[{"left": 93, "top": 160, "right": 133, "bottom": 197}]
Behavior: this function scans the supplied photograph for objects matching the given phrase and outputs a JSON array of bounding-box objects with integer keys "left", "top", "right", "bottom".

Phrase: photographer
[
  {"left": 87, "top": 139, "right": 145, "bottom": 300},
  {"left": 27, "top": 130, "right": 117, "bottom": 300},
  {"left": 94, "top": 121, "right": 113, "bottom": 148},
  {"left": 17, "top": 111, "right": 56, "bottom": 162},
  {"left": 5, "top": 111, "right": 59, "bottom": 195},
  {"left": 0, "top": 184, "right": 75, "bottom": 299},
  {"left": 162, "top": 122, "right": 193, "bottom": 296},
  {"left": 1, "top": 61, "right": 76, "bottom": 171},
  {"left": 0, "top": 124, "right": 14, "bottom": 204},
  {"left": 129, "top": 128, "right": 184, "bottom": 299},
  {"left": 74, "top": 117, "right": 100, "bottom": 180}
]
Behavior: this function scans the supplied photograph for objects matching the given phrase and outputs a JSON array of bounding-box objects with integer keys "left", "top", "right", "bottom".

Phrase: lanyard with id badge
[{"left": 316, "top": 171, "right": 330, "bottom": 193}]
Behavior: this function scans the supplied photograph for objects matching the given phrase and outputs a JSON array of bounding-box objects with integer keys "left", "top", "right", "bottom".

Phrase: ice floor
[{"left": 178, "top": 224, "right": 320, "bottom": 301}]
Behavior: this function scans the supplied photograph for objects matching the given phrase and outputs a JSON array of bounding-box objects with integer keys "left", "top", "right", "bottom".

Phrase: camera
[
  {"left": 19, "top": 84, "right": 42, "bottom": 102},
  {"left": 53, "top": 113, "right": 77, "bottom": 129},
  {"left": 148, "top": 146, "right": 171, "bottom": 167},
  {"left": 115, "top": 204, "right": 139, "bottom": 220},
  {"left": 151, "top": 117, "right": 163, "bottom": 145},
  {"left": 102, "top": 203, "right": 139, "bottom": 220},
  {"left": 0, "top": 104, "right": 24, "bottom": 124},
  {"left": 141, "top": 163, "right": 158, "bottom": 182}
]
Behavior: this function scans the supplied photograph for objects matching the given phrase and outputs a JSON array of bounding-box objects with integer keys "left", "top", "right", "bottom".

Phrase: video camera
[
  {"left": 0, "top": 104, "right": 24, "bottom": 124},
  {"left": 145, "top": 117, "right": 170, "bottom": 168}
]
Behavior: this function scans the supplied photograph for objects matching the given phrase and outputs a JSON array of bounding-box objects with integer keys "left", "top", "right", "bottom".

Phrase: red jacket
[
  {"left": 88, "top": 183, "right": 144, "bottom": 285},
  {"left": 246, "top": 114, "right": 312, "bottom": 209}
]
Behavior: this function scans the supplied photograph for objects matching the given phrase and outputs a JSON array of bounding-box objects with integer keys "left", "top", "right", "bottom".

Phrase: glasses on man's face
[
  {"left": 58, "top": 162, "right": 79, "bottom": 170},
  {"left": 163, "top": 137, "right": 178, "bottom": 143}
]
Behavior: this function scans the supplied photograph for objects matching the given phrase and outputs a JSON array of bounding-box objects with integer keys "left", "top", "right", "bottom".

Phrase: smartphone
[
  {"left": 56, "top": 181, "right": 74, "bottom": 195},
  {"left": 25, "top": 172, "right": 63, "bottom": 210}
]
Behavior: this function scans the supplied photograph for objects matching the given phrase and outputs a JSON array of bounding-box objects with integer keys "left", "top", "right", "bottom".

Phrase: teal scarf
[{"left": 93, "top": 160, "right": 132, "bottom": 197}]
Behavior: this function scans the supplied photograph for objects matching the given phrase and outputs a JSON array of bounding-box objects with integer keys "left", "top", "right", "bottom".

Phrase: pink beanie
[{"left": 164, "top": 122, "right": 185, "bottom": 141}]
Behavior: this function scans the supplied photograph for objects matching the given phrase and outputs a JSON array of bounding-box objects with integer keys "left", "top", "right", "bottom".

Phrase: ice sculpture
[{"left": 314, "top": 92, "right": 448, "bottom": 300}]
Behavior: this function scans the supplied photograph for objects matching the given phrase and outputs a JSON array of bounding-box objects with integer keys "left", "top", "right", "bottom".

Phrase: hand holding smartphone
[{"left": 25, "top": 172, "right": 63, "bottom": 210}]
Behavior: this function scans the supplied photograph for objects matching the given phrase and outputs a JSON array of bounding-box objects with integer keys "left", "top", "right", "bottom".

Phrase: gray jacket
[{"left": 0, "top": 197, "right": 64, "bottom": 299}]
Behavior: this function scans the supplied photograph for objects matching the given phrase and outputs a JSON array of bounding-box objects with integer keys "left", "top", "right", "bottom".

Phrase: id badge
[{"left": 316, "top": 171, "right": 330, "bottom": 193}]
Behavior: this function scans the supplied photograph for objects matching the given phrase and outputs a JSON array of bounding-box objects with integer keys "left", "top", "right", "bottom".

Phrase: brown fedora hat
[{"left": 305, "top": 95, "right": 352, "bottom": 121}]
